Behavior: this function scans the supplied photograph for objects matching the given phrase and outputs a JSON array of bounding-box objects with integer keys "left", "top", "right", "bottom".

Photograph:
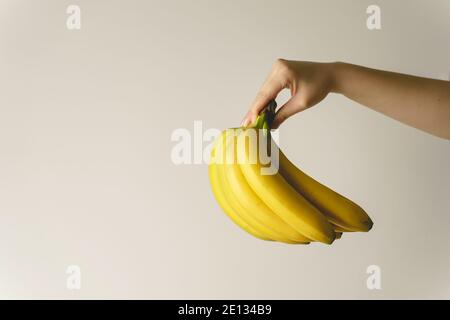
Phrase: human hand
[{"left": 242, "top": 59, "right": 336, "bottom": 128}]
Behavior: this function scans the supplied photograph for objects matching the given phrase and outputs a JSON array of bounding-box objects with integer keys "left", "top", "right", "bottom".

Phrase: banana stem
[{"left": 249, "top": 100, "right": 277, "bottom": 139}]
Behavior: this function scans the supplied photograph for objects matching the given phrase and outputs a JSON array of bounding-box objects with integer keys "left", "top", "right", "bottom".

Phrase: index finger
[{"left": 249, "top": 73, "right": 285, "bottom": 117}]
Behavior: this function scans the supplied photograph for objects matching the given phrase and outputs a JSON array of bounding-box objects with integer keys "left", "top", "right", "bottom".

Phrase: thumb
[{"left": 271, "top": 97, "right": 303, "bottom": 129}]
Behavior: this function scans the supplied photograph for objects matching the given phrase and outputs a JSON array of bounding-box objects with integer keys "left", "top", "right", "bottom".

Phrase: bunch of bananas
[{"left": 208, "top": 101, "right": 373, "bottom": 245}]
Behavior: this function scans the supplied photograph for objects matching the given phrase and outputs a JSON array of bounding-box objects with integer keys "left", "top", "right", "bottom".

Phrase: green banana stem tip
[{"left": 249, "top": 100, "right": 277, "bottom": 135}]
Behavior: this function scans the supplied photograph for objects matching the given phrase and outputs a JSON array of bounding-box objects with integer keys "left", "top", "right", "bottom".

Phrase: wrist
[{"left": 328, "top": 61, "right": 347, "bottom": 94}]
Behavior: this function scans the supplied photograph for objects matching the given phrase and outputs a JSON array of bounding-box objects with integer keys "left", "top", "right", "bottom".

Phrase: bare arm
[{"left": 243, "top": 60, "right": 450, "bottom": 139}]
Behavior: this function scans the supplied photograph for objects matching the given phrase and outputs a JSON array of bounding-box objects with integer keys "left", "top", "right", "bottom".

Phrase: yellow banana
[
  {"left": 223, "top": 131, "right": 311, "bottom": 244},
  {"left": 278, "top": 148, "right": 373, "bottom": 232},
  {"left": 211, "top": 131, "right": 301, "bottom": 243},
  {"left": 332, "top": 224, "right": 352, "bottom": 233},
  {"left": 209, "top": 134, "right": 269, "bottom": 240},
  {"left": 208, "top": 100, "right": 372, "bottom": 245},
  {"left": 237, "top": 129, "right": 336, "bottom": 244}
]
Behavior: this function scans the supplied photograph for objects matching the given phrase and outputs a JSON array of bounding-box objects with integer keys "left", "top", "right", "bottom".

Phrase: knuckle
[{"left": 273, "top": 58, "right": 289, "bottom": 73}]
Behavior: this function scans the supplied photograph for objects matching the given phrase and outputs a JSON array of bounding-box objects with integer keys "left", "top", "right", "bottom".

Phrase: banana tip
[{"left": 364, "top": 219, "right": 374, "bottom": 231}]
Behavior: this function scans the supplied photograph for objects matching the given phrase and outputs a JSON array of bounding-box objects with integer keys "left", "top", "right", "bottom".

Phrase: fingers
[
  {"left": 241, "top": 110, "right": 255, "bottom": 127},
  {"left": 242, "top": 60, "right": 290, "bottom": 127},
  {"left": 242, "top": 79, "right": 284, "bottom": 127}
]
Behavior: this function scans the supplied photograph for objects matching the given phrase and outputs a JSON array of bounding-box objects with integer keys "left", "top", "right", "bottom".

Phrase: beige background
[{"left": 0, "top": 0, "right": 449, "bottom": 299}]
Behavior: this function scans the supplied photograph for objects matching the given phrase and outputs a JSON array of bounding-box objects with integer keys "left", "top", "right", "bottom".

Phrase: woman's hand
[
  {"left": 242, "top": 59, "right": 336, "bottom": 128},
  {"left": 243, "top": 60, "right": 450, "bottom": 139}
]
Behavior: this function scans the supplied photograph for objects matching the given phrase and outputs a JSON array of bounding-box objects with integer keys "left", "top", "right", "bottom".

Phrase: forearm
[{"left": 331, "top": 62, "right": 450, "bottom": 139}]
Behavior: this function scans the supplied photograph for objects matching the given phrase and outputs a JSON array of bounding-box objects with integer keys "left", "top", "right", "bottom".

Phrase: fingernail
[{"left": 241, "top": 118, "right": 249, "bottom": 127}]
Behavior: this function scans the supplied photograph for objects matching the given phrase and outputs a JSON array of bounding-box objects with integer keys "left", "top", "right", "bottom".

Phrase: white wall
[{"left": 0, "top": 0, "right": 449, "bottom": 299}]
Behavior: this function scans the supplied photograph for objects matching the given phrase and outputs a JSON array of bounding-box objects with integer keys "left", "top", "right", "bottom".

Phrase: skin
[{"left": 242, "top": 60, "right": 450, "bottom": 140}]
